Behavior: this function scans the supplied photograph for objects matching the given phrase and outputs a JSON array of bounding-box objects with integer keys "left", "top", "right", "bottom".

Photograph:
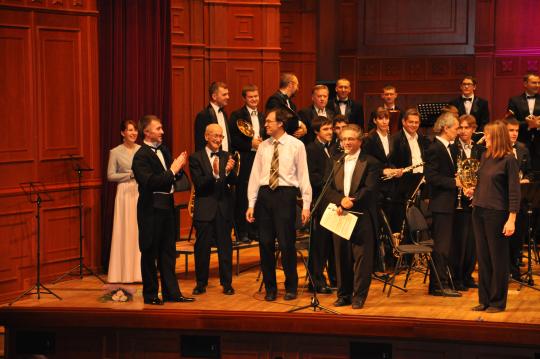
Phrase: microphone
[{"left": 336, "top": 152, "right": 347, "bottom": 163}]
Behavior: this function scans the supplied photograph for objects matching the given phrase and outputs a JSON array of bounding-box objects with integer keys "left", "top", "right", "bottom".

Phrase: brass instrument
[
  {"left": 456, "top": 158, "right": 480, "bottom": 209},
  {"left": 187, "top": 186, "right": 195, "bottom": 218},
  {"left": 236, "top": 119, "right": 254, "bottom": 138},
  {"left": 474, "top": 131, "right": 485, "bottom": 145}
]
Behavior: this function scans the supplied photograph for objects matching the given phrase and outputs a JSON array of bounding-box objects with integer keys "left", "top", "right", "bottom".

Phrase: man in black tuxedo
[
  {"left": 506, "top": 117, "right": 533, "bottom": 282},
  {"left": 507, "top": 72, "right": 540, "bottom": 170},
  {"left": 369, "top": 85, "right": 403, "bottom": 132},
  {"left": 327, "top": 78, "right": 364, "bottom": 129},
  {"left": 325, "top": 124, "right": 380, "bottom": 309},
  {"left": 450, "top": 114, "right": 485, "bottom": 291},
  {"left": 329, "top": 115, "right": 348, "bottom": 158},
  {"left": 194, "top": 81, "right": 232, "bottom": 152},
  {"left": 448, "top": 76, "right": 490, "bottom": 131},
  {"left": 424, "top": 112, "right": 462, "bottom": 297},
  {"left": 229, "top": 84, "right": 266, "bottom": 243},
  {"left": 298, "top": 84, "right": 335, "bottom": 144},
  {"left": 387, "top": 108, "right": 430, "bottom": 232},
  {"left": 132, "top": 115, "right": 195, "bottom": 305},
  {"left": 306, "top": 116, "right": 335, "bottom": 294},
  {"left": 189, "top": 124, "right": 237, "bottom": 296},
  {"left": 265, "top": 73, "right": 307, "bottom": 140}
]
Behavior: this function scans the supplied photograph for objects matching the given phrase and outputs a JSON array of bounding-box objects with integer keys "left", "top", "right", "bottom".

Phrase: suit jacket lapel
[
  {"left": 534, "top": 95, "right": 540, "bottom": 115},
  {"left": 143, "top": 143, "right": 166, "bottom": 171},
  {"left": 457, "top": 98, "right": 466, "bottom": 114},
  {"left": 202, "top": 150, "right": 214, "bottom": 176},
  {"left": 208, "top": 105, "right": 218, "bottom": 124},
  {"left": 471, "top": 97, "right": 479, "bottom": 115},
  {"left": 350, "top": 157, "right": 367, "bottom": 195},
  {"left": 334, "top": 161, "right": 345, "bottom": 193},
  {"left": 374, "top": 134, "right": 386, "bottom": 160}
]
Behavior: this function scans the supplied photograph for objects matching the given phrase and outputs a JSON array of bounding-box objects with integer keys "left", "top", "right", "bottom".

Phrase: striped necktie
[{"left": 269, "top": 140, "right": 279, "bottom": 190}]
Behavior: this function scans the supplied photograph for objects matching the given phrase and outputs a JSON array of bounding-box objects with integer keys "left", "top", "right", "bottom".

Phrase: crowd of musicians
[{"left": 106, "top": 72, "right": 540, "bottom": 312}]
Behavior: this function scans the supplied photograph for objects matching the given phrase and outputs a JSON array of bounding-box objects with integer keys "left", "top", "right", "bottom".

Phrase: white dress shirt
[
  {"left": 463, "top": 95, "right": 474, "bottom": 115},
  {"left": 247, "top": 106, "right": 261, "bottom": 142},
  {"left": 144, "top": 140, "right": 174, "bottom": 193},
  {"left": 338, "top": 98, "right": 348, "bottom": 115},
  {"left": 210, "top": 102, "right": 229, "bottom": 152},
  {"left": 404, "top": 130, "right": 423, "bottom": 173},
  {"left": 205, "top": 146, "right": 220, "bottom": 179},
  {"left": 343, "top": 149, "right": 360, "bottom": 197},
  {"left": 377, "top": 130, "right": 390, "bottom": 157},
  {"left": 247, "top": 133, "right": 312, "bottom": 209},
  {"left": 526, "top": 92, "right": 536, "bottom": 116},
  {"left": 315, "top": 106, "right": 327, "bottom": 117},
  {"left": 459, "top": 138, "right": 472, "bottom": 159}
]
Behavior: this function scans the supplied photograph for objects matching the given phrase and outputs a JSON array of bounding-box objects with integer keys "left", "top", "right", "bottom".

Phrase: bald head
[{"left": 205, "top": 124, "right": 224, "bottom": 152}]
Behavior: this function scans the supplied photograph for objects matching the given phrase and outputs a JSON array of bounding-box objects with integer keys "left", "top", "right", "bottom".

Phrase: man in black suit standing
[
  {"left": 306, "top": 116, "right": 335, "bottom": 294},
  {"left": 369, "top": 85, "right": 403, "bottom": 132},
  {"left": 132, "top": 115, "right": 195, "bottom": 305},
  {"left": 298, "top": 84, "right": 335, "bottom": 143},
  {"left": 424, "top": 112, "right": 462, "bottom": 297},
  {"left": 448, "top": 76, "right": 490, "bottom": 132},
  {"left": 387, "top": 108, "right": 430, "bottom": 232},
  {"left": 451, "top": 114, "right": 485, "bottom": 291},
  {"left": 189, "top": 124, "right": 237, "bottom": 296},
  {"left": 194, "top": 81, "right": 232, "bottom": 152},
  {"left": 328, "top": 78, "right": 364, "bottom": 129},
  {"left": 229, "top": 84, "right": 266, "bottom": 243},
  {"left": 265, "top": 73, "right": 307, "bottom": 140},
  {"left": 325, "top": 124, "right": 380, "bottom": 309},
  {"left": 506, "top": 117, "right": 532, "bottom": 282},
  {"left": 507, "top": 72, "right": 540, "bottom": 170}
]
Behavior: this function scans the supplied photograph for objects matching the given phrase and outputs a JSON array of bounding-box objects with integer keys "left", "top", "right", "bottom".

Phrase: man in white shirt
[
  {"left": 246, "top": 108, "right": 312, "bottom": 301},
  {"left": 325, "top": 124, "right": 381, "bottom": 309},
  {"left": 194, "top": 81, "right": 232, "bottom": 152}
]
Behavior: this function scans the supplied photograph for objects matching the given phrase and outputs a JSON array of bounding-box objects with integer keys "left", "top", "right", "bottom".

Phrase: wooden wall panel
[{"left": 0, "top": 2, "right": 100, "bottom": 303}]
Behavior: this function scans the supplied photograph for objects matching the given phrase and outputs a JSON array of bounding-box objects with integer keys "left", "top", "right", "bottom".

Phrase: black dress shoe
[
  {"left": 463, "top": 279, "right": 478, "bottom": 288},
  {"left": 351, "top": 299, "right": 365, "bottom": 309},
  {"left": 264, "top": 291, "right": 277, "bottom": 301},
  {"left": 284, "top": 292, "right": 297, "bottom": 301},
  {"left": 192, "top": 285, "right": 207, "bottom": 295},
  {"left": 472, "top": 304, "right": 487, "bottom": 311},
  {"left": 317, "top": 286, "right": 333, "bottom": 294},
  {"left": 333, "top": 297, "right": 351, "bottom": 307},
  {"left": 485, "top": 306, "right": 505, "bottom": 313},
  {"left": 144, "top": 297, "right": 164, "bottom": 305},
  {"left": 163, "top": 295, "right": 195, "bottom": 302},
  {"left": 454, "top": 283, "right": 469, "bottom": 291},
  {"left": 429, "top": 288, "right": 462, "bottom": 297},
  {"left": 223, "top": 286, "right": 235, "bottom": 295}
]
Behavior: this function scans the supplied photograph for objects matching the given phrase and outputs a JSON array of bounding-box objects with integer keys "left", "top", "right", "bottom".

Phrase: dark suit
[
  {"left": 132, "top": 143, "right": 183, "bottom": 301},
  {"left": 325, "top": 152, "right": 381, "bottom": 304},
  {"left": 229, "top": 106, "right": 265, "bottom": 239},
  {"left": 265, "top": 91, "right": 297, "bottom": 112},
  {"left": 425, "top": 138, "right": 459, "bottom": 290},
  {"left": 451, "top": 141, "right": 485, "bottom": 287},
  {"left": 194, "top": 105, "right": 232, "bottom": 151},
  {"left": 509, "top": 141, "right": 532, "bottom": 278},
  {"left": 508, "top": 93, "right": 540, "bottom": 170},
  {"left": 328, "top": 97, "right": 364, "bottom": 128},
  {"left": 298, "top": 106, "right": 335, "bottom": 144},
  {"left": 306, "top": 140, "right": 333, "bottom": 289},
  {"left": 449, "top": 96, "right": 490, "bottom": 131},
  {"left": 189, "top": 149, "right": 237, "bottom": 288}
]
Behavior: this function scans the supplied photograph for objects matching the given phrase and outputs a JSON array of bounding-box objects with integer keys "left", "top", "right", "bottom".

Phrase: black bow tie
[
  {"left": 210, "top": 152, "right": 219, "bottom": 157},
  {"left": 527, "top": 95, "right": 536, "bottom": 99},
  {"left": 151, "top": 145, "right": 162, "bottom": 152},
  {"left": 338, "top": 99, "right": 348, "bottom": 104},
  {"left": 323, "top": 142, "right": 331, "bottom": 149},
  {"left": 463, "top": 97, "right": 472, "bottom": 102}
]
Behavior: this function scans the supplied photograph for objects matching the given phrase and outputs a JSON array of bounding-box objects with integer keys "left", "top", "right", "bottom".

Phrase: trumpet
[{"left": 236, "top": 119, "right": 254, "bottom": 138}]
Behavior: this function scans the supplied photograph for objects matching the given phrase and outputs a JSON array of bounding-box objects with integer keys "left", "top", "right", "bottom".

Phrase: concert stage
[{"left": 1, "top": 247, "right": 540, "bottom": 358}]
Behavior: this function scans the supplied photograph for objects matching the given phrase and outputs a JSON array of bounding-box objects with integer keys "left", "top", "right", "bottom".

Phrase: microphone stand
[
  {"left": 54, "top": 157, "right": 106, "bottom": 284},
  {"left": 289, "top": 153, "right": 346, "bottom": 314}
]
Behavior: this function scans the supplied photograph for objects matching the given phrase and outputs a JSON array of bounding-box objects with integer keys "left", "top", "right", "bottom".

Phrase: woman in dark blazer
[{"left": 466, "top": 120, "right": 520, "bottom": 313}]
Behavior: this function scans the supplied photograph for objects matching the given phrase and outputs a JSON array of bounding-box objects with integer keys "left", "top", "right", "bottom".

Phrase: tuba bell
[{"left": 236, "top": 119, "right": 254, "bottom": 138}]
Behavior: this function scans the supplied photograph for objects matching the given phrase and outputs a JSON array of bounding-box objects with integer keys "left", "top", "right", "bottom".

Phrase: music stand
[
  {"left": 288, "top": 155, "right": 344, "bottom": 314},
  {"left": 417, "top": 103, "right": 447, "bottom": 128},
  {"left": 513, "top": 182, "right": 540, "bottom": 291},
  {"left": 9, "top": 182, "right": 61, "bottom": 305},
  {"left": 53, "top": 155, "right": 106, "bottom": 284}
]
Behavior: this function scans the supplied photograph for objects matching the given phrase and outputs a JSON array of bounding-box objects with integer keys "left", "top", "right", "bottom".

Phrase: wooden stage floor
[{"left": 2, "top": 246, "right": 540, "bottom": 353}]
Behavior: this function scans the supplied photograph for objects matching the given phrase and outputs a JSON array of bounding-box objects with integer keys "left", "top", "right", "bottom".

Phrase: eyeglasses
[
  {"left": 461, "top": 82, "right": 474, "bottom": 87},
  {"left": 209, "top": 134, "right": 224, "bottom": 139},
  {"left": 265, "top": 120, "right": 277, "bottom": 124}
]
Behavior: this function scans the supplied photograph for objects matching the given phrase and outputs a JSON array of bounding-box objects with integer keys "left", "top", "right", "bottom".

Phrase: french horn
[
  {"left": 456, "top": 157, "right": 480, "bottom": 209},
  {"left": 236, "top": 119, "right": 254, "bottom": 138}
]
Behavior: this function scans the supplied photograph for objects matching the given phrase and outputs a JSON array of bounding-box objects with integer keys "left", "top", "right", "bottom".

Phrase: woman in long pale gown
[{"left": 107, "top": 120, "right": 142, "bottom": 283}]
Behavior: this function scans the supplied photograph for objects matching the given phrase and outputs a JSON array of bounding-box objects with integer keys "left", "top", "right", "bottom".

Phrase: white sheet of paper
[{"left": 320, "top": 203, "right": 358, "bottom": 240}]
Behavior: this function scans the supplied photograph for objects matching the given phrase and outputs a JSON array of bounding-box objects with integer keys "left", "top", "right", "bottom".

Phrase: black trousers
[
  {"left": 451, "top": 209, "right": 477, "bottom": 284},
  {"left": 308, "top": 216, "right": 333, "bottom": 289},
  {"left": 194, "top": 211, "right": 233, "bottom": 287},
  {"left": 141, "top": 208, "right": 181, "bottom": 300},
  {"left": 235, "top": 178, "right": 257, "bottom": 238},
  {"left": 509, "top": 208, "right": 527, "bottom": 277},
  {"left": 472, "top": 206, "right": 510, "bottom": 309},
  {"left": 430, "top": 212, "right": 454, "bottom": 289},
  {"left": 256, "top": 186, "right": 298, "bottom": 293},
  {"left": 333, "top": 214, "right": 374, "bottom": 302}
]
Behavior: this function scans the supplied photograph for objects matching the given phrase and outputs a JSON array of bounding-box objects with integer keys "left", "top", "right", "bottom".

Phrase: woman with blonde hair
[{"left": 466, "top": 120, "right": 520, "bottom": 313}]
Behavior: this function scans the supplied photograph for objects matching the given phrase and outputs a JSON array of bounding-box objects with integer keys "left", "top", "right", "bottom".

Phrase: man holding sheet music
[{"left": 324, "top": 124, "right": 381, "bottom": 309}]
